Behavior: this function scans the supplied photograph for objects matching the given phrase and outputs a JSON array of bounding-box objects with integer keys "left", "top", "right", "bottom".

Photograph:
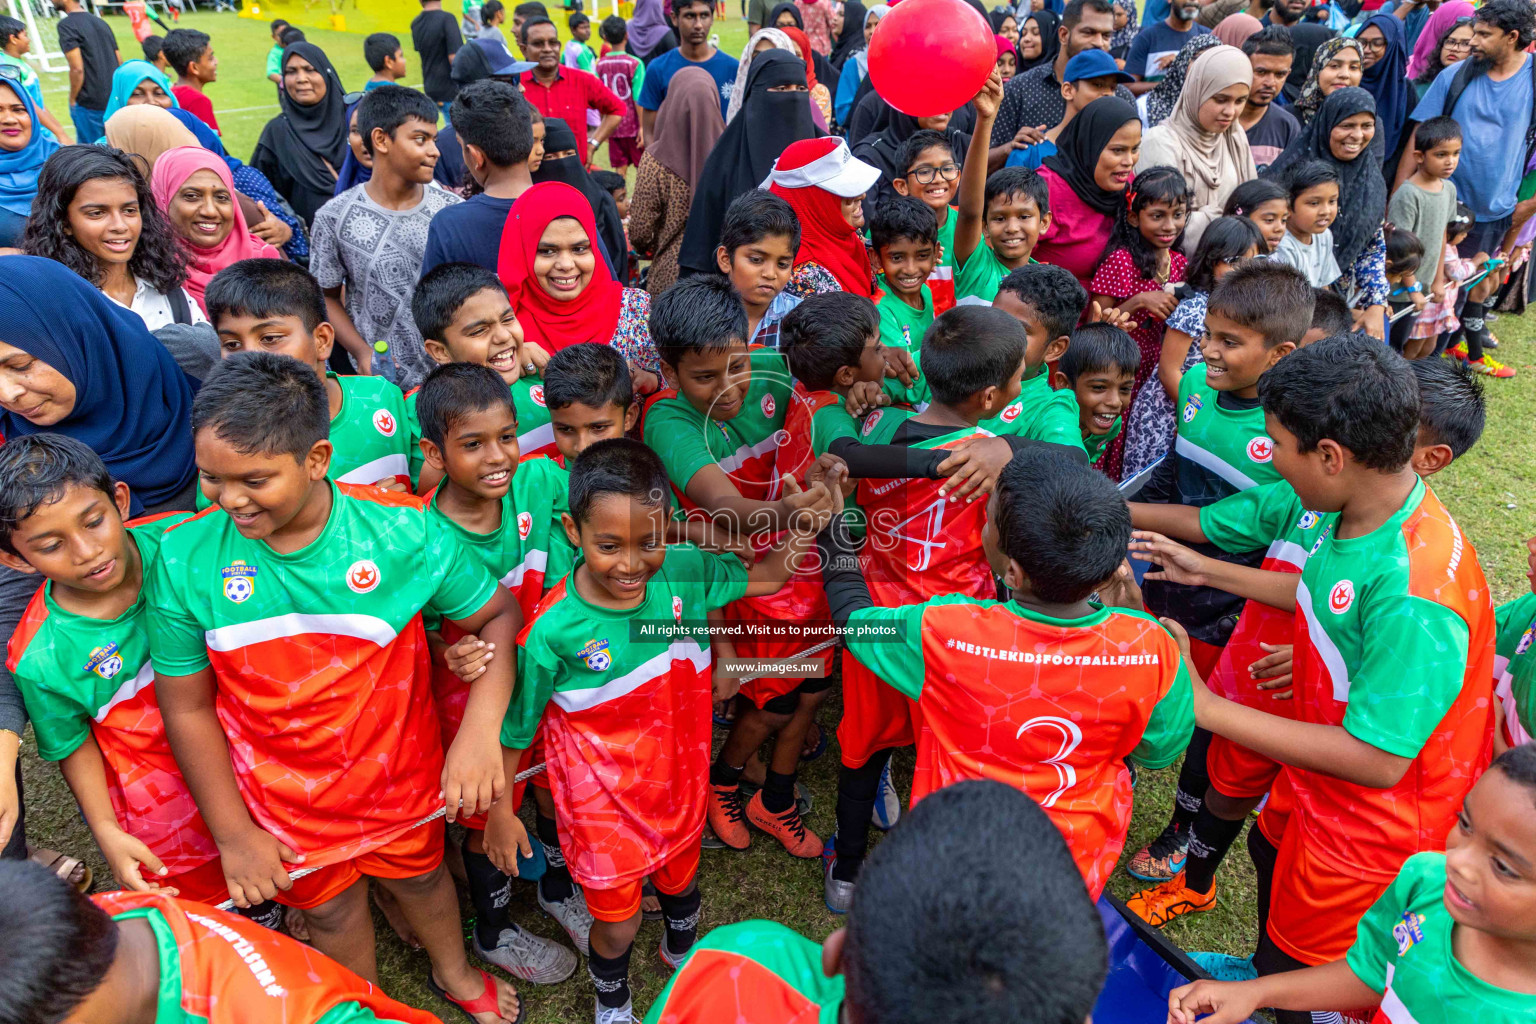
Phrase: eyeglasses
[
  {"left": 1357, "top": 35, "right": 1387, "bottom": 54},
  {"left": 1442, "top": 37, "right": 1472, "bottom": 52},
  {"left": 908, "top": 163, "right": 960, "bottom": 184}
]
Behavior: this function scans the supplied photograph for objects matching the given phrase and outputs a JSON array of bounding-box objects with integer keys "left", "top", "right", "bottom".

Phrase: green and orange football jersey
[
  {"left": 844, "top": 595, "right": 1194, "bottom": 898},
  {"left": 93, "top": 890, "right": 439, "bottom": 1024},
  {"left": 325, "top": 373, "right": 413, "bottom": 487},
  {"left": 979, "top": 370, "right": 1087, "bottom": 452},
  {"left": 644, "top": 920, "right": 843, "bottom": 1024},
  {"left": 503, "top": 544, "right": 748, "bottom": 888},
  {"left": 1286, "top": 479, "right": 1494, "bottom": 884},
  {"left": 147, "top": 484, "right": 500, "bottom": 869},
  {"left": 7, "top": 513, "right": 217, "bottom": 878},
  {"left": 1493, "top": 592, "right": 1536, "bottom": 747},
  {"left": 1345, "top": 853, "right": 1536, "bottom": 1024},
  {"left": 403, "top": 374, "right": 556, "bottom": 486}
]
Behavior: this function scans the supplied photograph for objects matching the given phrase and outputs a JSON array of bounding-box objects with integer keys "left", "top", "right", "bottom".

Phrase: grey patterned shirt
[{"left": 310, "top": 183, "right": 463, "bottom": 389}]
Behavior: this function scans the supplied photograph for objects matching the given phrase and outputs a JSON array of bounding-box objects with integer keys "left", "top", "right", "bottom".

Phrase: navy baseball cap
[{"left": 1063, "top": 49, "right": 1134, "bottom": 83}]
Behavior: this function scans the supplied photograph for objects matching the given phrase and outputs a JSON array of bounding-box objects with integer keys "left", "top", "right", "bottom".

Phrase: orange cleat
[{"left": 746, "top": 791, "right": 823, "bottom": 858}]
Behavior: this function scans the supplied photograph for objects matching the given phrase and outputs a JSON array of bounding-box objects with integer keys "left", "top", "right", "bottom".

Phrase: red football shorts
[
  {"left": 1207, "top": 735, "right": 1283, "bottom": 802},
  {"left": 278, "top": 819, "right": 446, "bottom": 910},
  {"left": 1255, "top": 768, "right": 1294, "bottom": 848},
  {"left": 1266, "top": 818, "right": 1391, "bottom": 965},
  {"left": 584, "top": 842, "right": 700, "bottom": 923},
  {"left": 837, "top": 650, "right": 917, "bottom": 769},
  {"left": 163, "top": 857, "right": 236, "bottom": 906}
]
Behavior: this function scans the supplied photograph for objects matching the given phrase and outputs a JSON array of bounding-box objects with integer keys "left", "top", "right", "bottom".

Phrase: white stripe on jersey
[
  {"left": 502, "top": 549, "right": 549, "bottom": 590},
  {"left": 335, "top": 454, "right": 410, "bottom": 485},
  {"left": 94, "top": 662, "right": 155, "bottom": 723},
  {"left": 519, "top": 422, "right": 556, "bottom": 454},
  {"left": 205, "top": 613, "right": 399, "bottom": 652},
  {"left": 1378, "top": 966, "right": 1421, "bottom": 1024},
  {"left": 1497, "top": 670, "right": 1533, "bottom": 745},
  {"left": 552, "top": 640, "right": 710, "bottom": 713},
  {"left": 717, "top": 435, "right": 778, "bottom": 474},
  {"left": 1175, "top": 435, "right": 1259, "bottom": 492},
  {"left": 1266, "top": 539, "right": 1310, "bottom": 572},
  {"left": 1297, "top": 578, "right": 1351, "bottom": 703}
]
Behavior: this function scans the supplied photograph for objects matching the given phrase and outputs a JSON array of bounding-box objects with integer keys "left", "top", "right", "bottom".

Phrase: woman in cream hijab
[
  {"left": 1137, "top": 44, "right": 1255, "bottom": 253},
  {"left": 104, "top": 104, "right": 200, "bottom": 178}
]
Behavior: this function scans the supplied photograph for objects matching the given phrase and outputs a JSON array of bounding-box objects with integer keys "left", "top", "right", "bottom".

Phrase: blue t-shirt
[
  {"left": 1412, "top": 55, "right": 1533, "bottom": 221},
  {"left": 634, "top": 47, "right": 737, "bottom": 115},
  {"left": 420, "top": 192, "right": 615, "bottom": 277},
  {"left": 1005, "top": 138, "right": 1057, "bottom": 169},
  {"left": 1126, "top": 21, "right": 1209, "bottom": 79}
]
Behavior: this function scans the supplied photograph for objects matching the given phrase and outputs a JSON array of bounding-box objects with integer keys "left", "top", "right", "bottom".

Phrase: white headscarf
[{"left": 727, "top": 28, "right": 796, "bottom": 122}]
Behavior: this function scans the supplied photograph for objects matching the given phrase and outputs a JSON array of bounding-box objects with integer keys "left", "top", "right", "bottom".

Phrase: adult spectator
[
  {"left": 833, "top": 4, "right": 887, "bottom": 124},
  {"left": 989, "top": 0, "right": 1133, "bottom": 168},
  {"left": 518, "top": 17, "right": 624, "bottom": 167},
  {"left": 0, "top": 17, "right": 70, "bottom": 142},
  {"left": 765, "top": 136, "right": 882, "bottom": 298},
  {"left": 250, "top": 43, "right": 350, "bottom": 226},
  {"left": 1291, "top": 36, "right": 1362, "bottom": 125},
  {"left": 412, "top": 0, "right": 464, "bottom": 118},
  {"left": 829, "top": 0, "right": 866, "bottom": 70},
  {"left": 1211, "top": 12, "right": 1261, "bottom": 47},
  {"left": 727, "top": 27, "right": 794, "bottom": 120},
  {"left": 0, "top": 77, "right": 59, "bottom": 247},
  {"left": 629, "top": 0, "right": 679, "bottom": 64},
  {"left": 51, "top": 0, "right": 119, "bottom": 145},
  {"left": 23, "top": 147, "right": 206, "bottom": 329},
  {"left": 1124, "top": 0, "right": 1208, "bottom": 92},
  {"left": 1137, "top": 44, "right": 1255, "bottom": 252},
  {"left": 769, "top": 4, "right": 841, "bottom": 112},
  {"left": 1407, "top": 3, "right": 1472, "bottom": 100},
  {"left": 636, "top": 0, "right": 737, "bottom": 136},
  {"left": 1356, "top": 13, "right": 1411, "bottom": 158},
  {"left": 530, "top": 116, "right": 628, "bottom": 281},
  {"left": 629, "top": 66, "right": 725, "bottom": 293},
  {"left": 161, "top": 29, "right": 219, "bottom": 135},
  {"left": 797, "top": 0, "right": 834, "bottom": 55},
  {"left": 1033, "top": 95, "right": 1140, "bottom": 286},
  {"left": 1239, "top": 25, "right": 1299, "bottom": 171},
  {"left": 1259, "top": 0, "right": 1335, "bottom": 104}
]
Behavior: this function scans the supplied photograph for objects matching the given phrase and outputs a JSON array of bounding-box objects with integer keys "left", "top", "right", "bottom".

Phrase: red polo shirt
[{"left": 519, "top": 66, "right": 625, "bottom": 167}]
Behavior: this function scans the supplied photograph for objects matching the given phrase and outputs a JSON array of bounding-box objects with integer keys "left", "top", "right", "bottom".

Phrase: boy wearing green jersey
[
  {"left": 1053, "top": 322, "right": 1139, "bottom": 474},
  {"left": 1169, "top": 745, "right": 1536, "bottom": 1024},
  {"left": 1496, "top": 537, "right": 1536, "bottom": 750},
  {"left": 869, "top": 198, "right": 938, "bottom": 409},
  {"left": 890, "top": 129, "right": 962, "bottom": 313},
  {"left": 207, "top": 261, "right": 413, "bottom": 493},
  {"left": 982, "top": 265, "right": 1089, "bottom": 452}
]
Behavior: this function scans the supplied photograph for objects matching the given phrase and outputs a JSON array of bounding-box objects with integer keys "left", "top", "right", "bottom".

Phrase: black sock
[
  {"left": 1183, "top": 804, "right": 1247, "bottom": 894},
  {"left": 1461, "top": 300, "right": 1486, "bottom": 360},
  {"left": 832, "top": 751, "right": 891, "bottom": 883},
  {"left": 536, "top": 811, "right": 574, "bottom": 903},
  {"left": 588, "top": 945, "right": 634, "bottom": 1008},
  {"left": 709, "top": 759, "right": 744, "bottom": 788},
  {"left": 236, "top": 899, "right": 285, "bottom": 931},
  {"left": 656, "top": 885, "right": 702, "bottom": 957},
  {"left": 761, "top": 769, "right": 796, "bottom": 814},
  {"left": 1170, "top": 729, "right": 1212, "bottom": 831},
  {"left": 461, "top": 833, "right": 512, "bottom": 948},
  {"left": 1248, "top": 825, "right": 1280, "bottom": 945}
]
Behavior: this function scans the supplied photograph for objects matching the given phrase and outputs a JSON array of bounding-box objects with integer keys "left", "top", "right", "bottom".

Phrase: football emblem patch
[
  {"left": 517, "top": 511, "right": 532, "bottom": 539},
  {"left": 761, "top": 393, "right": 775, "bottom": 418},
  {"left": 221, "top": 560, "right": 257, "bottom": 603},
  {"left": 1393, "top": 911, "right": 1427, "bottom": 955},
  {"left": 346, "top": 559, "right": 381, "bottom": 594},
  {"left": 1000, "top": 402, "right": 1021, "bottom": 424},
  {"left": 673, "top": 595, "right": 684, "bottom": 624},
  {"left": 1247, "top": 437, "right": 1273, "bottom": 463},
  {"left": 1329, "top": 580, "right": 1355, "bottom": 614},
  {"left": 1297, "top": 511, "right": 1319, "bottom": 530},
  {"left": 1182, "top": 394, "right": 1203, "bottom": 422},
  {"left": 861, "top": 410, "right": 883, "bottom": 437},
  {"left": 1517, "top": 624, "right": 1535, "bottom": 656},
  {"left": 577, "top": 638, "right": 612, "bottom": 671},
  {"left": 84, "top": 643, "right": 124, "bottom": 680},
  {"left": 373, "top": 409, "right": 397, "bottom": 437},
  {"left": 529, "top": 385, "right": 546, "bottom": 407}
]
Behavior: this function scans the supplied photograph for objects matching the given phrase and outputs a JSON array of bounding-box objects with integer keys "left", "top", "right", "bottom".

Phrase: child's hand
[
  {"left": 780, "top": 471, "right": 843, "bottom": 538},
  {"left": 1167, "top": 979, "right": 1263, "bottom": 1024},
  {"left": 1251, "top": 642, "right": 1293, "bottom": 699},
  {"left": 1429, "top": 283, "right": 1445, "bottom": 304},
  {"left": 442, "top": 732, "right": 506, "bottom": 823},
  {"left": 1087, "top": 300, "right": 1139, "bottom": 333},
  {"left": 973, "top": 68, "right": 1004, "bottom": 120},
  {"left": 629, "top": 362, "right": 661, "bottom": 396},
  {"left": 713, "top": 661, "right": 742, "bottom": 703},
  {"left": 1010, "top": 124, "right": 1047, "bottom": 149},
  {"left": 845, "top": 379, "right": 892, "bottom": 418},
  {"left": 219, "top": 826, "right": 302, "bottom": 907},
  {"left": 804, "top": 452, "right": 849, "bottom": 491},
  {"left": 445, "top": 634, "right": 496, "bottom": 683},
  {"left": 484, "top": 800, "right": 534, "bottom": 877},
  {"left": 371, "top": 476, "right": 410, "bottom": 493},
  {"left": 1131, "top": 530, "right": 1213, "bottom": 587},
  {"left": 1130, "top": 290, "right": 1178, "bottom": 321},
  {"left": 883, "top": 347, "right": 920, "bottom": 388},
  {"left": 1096, "top": 559, "right": 1143, "bottom": 610},
  {"left": 935, "top": 436, "right": 1014, "bottom": 502},
  {"left": 96, "top": 824, "right": 174, "bottom": 894},
  {"left": 523, "top": 342, "right": 552, "bottom": 374}
]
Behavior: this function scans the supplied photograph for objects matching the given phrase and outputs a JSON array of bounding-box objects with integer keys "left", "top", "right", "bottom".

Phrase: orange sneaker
[
  {"left": 1446, "top": 340, "right": 1470, "bottom": 361},
  {"left": 1125, "top": 871, "right": 1217, "bottom": 928},
  {"left": 1468, "top": 354, "right": 1516, "bottom": 378},
  {"left": 706, "top": 783, "right": 750, "bottom": 850},
  {"left": 745, "top": 790, "right": 823, "bottom": 858}
]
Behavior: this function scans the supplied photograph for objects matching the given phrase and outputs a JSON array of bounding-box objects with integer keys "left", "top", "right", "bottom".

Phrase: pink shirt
[
  {"left": 1032, "top": 166, "right": 1115, "bottom": 288},
  {"left": 171, "top": 85, "right": 219, "bottom": 134}
]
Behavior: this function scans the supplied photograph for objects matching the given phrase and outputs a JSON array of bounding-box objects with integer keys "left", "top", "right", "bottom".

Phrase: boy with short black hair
[
  {"left": 491, "top": 437, "right": 839, "bottom": 1024},
  {"left": 364, "top": 32, "right": 409, "bottom": 90},
  {"left": 984, "top": 264, "right": 1090, "bottom": 451},
  {"left": 644, "top": 780, "right": 1110, "bottom": 1024},
  {"left": 207, "top": 258, "right": 413, "bottom": 492},
  {"left": 890, "top": 128, "right": 961, "bottom": 312},
  {"left": 870, "top": 196, "right": 938, "bottom": 407},
  {"left": 162, "top": 28, "right": 219, "bottom": 134},
  {"left": 713, "top": 190, "right": 803, "bottom": 348},
  {"left": 955, "top": 73, "right": 1052, "bottom": 304},
  {"left": 544, "top": 342, "right": 638, "bottom": 461},
  {"left": 423, "top": 81, "right": 537, "bottom": 275},
  {"left": 140, "top": 33, "right": 168, "bottom": 71},
  {"left": 150, "top": 352, "right": 526, "bottom": 1019},
  {"left": 1300, "top": 287, "right": 1354, "bottom": 346},
  {"left": 266, "top": 19, "right": 291, "bottom": 84},
  {"left": 312, "top": 84, "right": 460, "bottom": 390},
  {"left": 0, "top": 861, "right": 441, "bottom": 1024},
  {"left": 820, "top": 445, "right": 1194, "bottom": 900},
  {"left": 1053, "top": 321, "right": 1139, "bottom": 471}
]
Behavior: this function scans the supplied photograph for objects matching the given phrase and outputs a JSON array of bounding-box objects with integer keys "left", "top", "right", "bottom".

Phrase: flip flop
[
  {"left": 427, "top": 968, "right": 524, "bottom": 1024},
  {"left": 799, "top": 724, "right": 827, "bottom": 763},
  {"left": 29, "top": 847, "right": 92, "bottom": 893}
]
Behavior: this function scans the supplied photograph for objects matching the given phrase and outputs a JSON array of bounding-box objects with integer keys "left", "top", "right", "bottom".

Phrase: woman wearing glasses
[
  {"left": 1409, "top": 5, "right": 1474, "bottom": 100},
  {"left": 1355, "top": 13, "right": 1411, "bottom": 160}
]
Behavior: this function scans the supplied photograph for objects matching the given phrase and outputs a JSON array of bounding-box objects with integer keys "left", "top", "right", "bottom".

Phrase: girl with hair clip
[{"left": 1222, "top": 177, "right": 1289, "bottom": 254}]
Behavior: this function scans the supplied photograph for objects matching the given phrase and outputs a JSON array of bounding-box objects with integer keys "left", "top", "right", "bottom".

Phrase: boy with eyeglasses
[{"left": 891, "top": 129, "right": 962, "bottom": 313}]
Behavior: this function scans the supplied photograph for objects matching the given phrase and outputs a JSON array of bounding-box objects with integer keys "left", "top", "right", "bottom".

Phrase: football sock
[
  {"left": 462, "top": 833, "right": 512, "bottom": 948},
  {"left": 1170, "top": 729, "right": 1212, "bottom": 832},
  {"left": 1461, "top": 300, "right": 1486, "bottom": 360},
  {"left": 656, "top": 886, "right": 701, "bottom": 957},
  {"left": 536, "top": 810, "right": 575, "bottom": 903},
  {"left": 832, "top": 750, "right": 891, "bottom": 883},
  {"left": 1247, "top": 825, "right": 1280, "bottom": 942},
  {"left": 235, "top": 899, "right": 285, "bottom": 931},
  {"left": 709, "top": 758, "right": 744, "bottom": 788},
  {"left": 588, "top": 945, "right": 634, "bottom": 1009},
  {"left": 761, "top": 769, "right": 797, "bottom": 814},
  {"left": 1182, "top": 806, "right": 1246, "bottom": 895}
]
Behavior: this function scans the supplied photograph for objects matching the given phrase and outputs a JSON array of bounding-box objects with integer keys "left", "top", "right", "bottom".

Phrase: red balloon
[{"left": 866, "top": 0, "right": 997, "bottom": 117}]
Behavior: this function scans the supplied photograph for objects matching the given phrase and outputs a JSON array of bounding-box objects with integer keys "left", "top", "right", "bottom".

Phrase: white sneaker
[
  {"left": 873, "top": 761, "right": 901, "bottom": 831},
  {"left": 595, "top": 998, "right": 634, "bottom": 1024},
  {"left": 473, "top": 923, "right": 578, "bottom": 984},
  {"left": 539, "top": 886, "right": 594, "bottom": 956}
]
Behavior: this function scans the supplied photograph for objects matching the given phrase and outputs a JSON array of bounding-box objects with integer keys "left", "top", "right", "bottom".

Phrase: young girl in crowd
[
  {"left": 1222, "top": 177, "right": 1289, "bottom": 254},
  {"left": 1273, "top": 159, "right": 1342, "bottom": 288},
  {"left": 1121, "top": 214, "right": 1263, "bottom": 479},
  {"left": 21, "top": 146, "right": 205, "bottom": 329},
  {"left": 1416, "top": 203, "right": 1474, "bottom": 356},
  {"left": 1384, "top": 223, "right": 1429, "bottom": 356},
  {"left": 1088, "top": 165, "right": 1191, "bottom": 477}
]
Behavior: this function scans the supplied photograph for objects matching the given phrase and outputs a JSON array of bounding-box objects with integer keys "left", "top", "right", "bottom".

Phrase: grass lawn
[{"left": 16, "top": 8, "right": 1536, "bottom": 1020}]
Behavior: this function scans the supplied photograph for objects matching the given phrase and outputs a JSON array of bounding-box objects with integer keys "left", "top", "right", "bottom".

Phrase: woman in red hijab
[
  {"left": 777, "top": 25, "right": 834, "bottom": 129},
  {"left": 766, "top": 137, "right": 882, "bottom": 299},
  {"left": 497, "top": 181, "right": 659, "bottom": 388}
]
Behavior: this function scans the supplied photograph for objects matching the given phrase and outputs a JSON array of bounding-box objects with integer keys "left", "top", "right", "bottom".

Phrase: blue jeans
[{"left": 69, "top": 104, "right": 105, "bottom": 144}]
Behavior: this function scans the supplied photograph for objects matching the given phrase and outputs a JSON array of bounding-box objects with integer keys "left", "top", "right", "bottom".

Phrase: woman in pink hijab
[
  {"left": 1407, "top": 1, "right": 1474, "bottom": 80},
  {"left": 1212, "top": 12, "right": 1262, "bottom": 47},
  {"left": 150, "top": 146, "right": 282, "bottom": 314}
]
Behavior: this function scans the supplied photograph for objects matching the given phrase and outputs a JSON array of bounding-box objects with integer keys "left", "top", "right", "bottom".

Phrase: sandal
[
  {"left": 800, "top": 723, "right": 827, "bottom": 763},
  {"left": 29, "top": 847, "right": 92, "bottom": 893},
  {"left": 641, "top": 878, "right": 662, "bottom": 922},
  {"left": 427, "top": 968, "right": 523, "bottom": 1024}
]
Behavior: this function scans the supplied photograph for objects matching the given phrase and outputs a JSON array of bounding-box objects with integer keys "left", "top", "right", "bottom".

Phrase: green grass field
[{"left": 15, "top": 7, "right": 1536, "bottom": 1020}]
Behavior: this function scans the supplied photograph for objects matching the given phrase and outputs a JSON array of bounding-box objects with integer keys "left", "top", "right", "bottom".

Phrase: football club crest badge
[
  {"left": 861, "top": 410, "right": 883, "bottom": 437},
  {"left": 221, "top": 560, "right": 257, "bottom": 603},
  {"left": 1393, "top": 910, "right": 1426, "bottom": 955},
  {"left": 1000, "top": 402, "right": 1021, "bottom": 424},
  {"left": 84, "top": 643, "right": 124, "bottom": 680},
  {"left": 761, "top": 393, "right": 775, "bottom": 418},
  {"left": 530, "top": 385, "right": 547, "bottom": 407},
  {"left": 577, "top": 638, "right": 612, "bottom": 671},
  {"left": 1518, "top": 623, "right": 1535, "bottom": 656},
  {"left": 517, "top": 511, "right": 532, "bottom": 539},
  {"left": 373, "top": 409, "right": 397, "bottom": 437},
  {"left": 1247, "top": 437, "right": 1274, "bottom": 463},
  {"left": 346, "top": 559, "right": 381, "bottom": 594},
  {"left": 1182, "top": 394, "right": 1203, "bottom": 423},
  {"left": 1329, "top": 580, "right": 1355, "bottom": 614},
  {"left": 673, "top": 595, "right": 683, "bottom": 624}
]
